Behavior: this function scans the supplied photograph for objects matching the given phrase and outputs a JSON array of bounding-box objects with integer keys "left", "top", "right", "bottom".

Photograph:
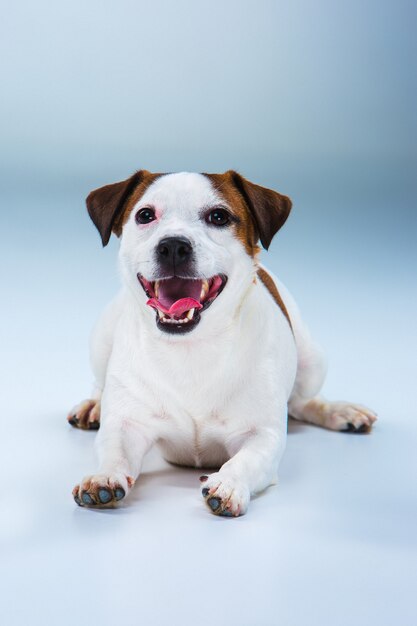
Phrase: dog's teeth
[
  {"left": 158, "top": 311, "right": 194, "bottom": 325},
  {"left": 200, "top": 279, "right": 209, "bottom": 299},
  {"left": 154, "top": 281, "right": 160, "bottom": 297}
]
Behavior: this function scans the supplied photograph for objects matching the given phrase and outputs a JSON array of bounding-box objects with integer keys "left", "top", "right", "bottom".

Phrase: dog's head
[{"left": 87, "top": 170, "right": 291, "bottom": 337}]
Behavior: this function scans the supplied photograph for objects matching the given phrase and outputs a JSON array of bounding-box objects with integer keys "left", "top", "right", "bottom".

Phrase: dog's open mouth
[{"left": 137, "top": 274, "right": 227, "bottom": 333}]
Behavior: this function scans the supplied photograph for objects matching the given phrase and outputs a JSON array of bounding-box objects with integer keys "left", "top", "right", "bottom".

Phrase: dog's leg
[
  {"left": 67, "top": 295, "right": 123, "bottom": 430},
  {"left": 72, "top": 409, "right": 153, "bottom": 508},
  {"left": 289, "top": 395, "right": 377, "bottom": 433},
  {"left": 288, "top": 332, "right": 377, "bottom": 433},
  {"left": 67, "top": 389, "right": 101, "bottom": 430},
  {"left": 264, "top": 273, "right": 377, "bottom": 433},
  {"left": 200, "top": 418, "right": 287, "bottom": 517}
]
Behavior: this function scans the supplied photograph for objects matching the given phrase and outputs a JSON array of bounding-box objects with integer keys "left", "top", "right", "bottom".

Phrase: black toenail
[
  {"left": 354, "top": 424, "right": 369, "bottom": 433},
  {"left": 202, "top": 487, "right": 209, "bottom": 497},
  {"left": 74, "top": 494, "right": 82, "bottom": 506},
  {"left": 345, "top": 422, "right": 369, "bottom": 434},
  {"left": 68, "top": 416, "right": 78, "bottom": 426},
  {"left": 81, "top": 492, "right": 95, "bottom": 505},
  {"left": 114, "top": 487, "right": 125, "bottom": 501},
  {"left": 220, "top": 510, "right": 233, "bottom": 517},
  {"left": 88, "top": 421, "right": 100, "bottom": 430},
  {"left": 208, "top": 497, "right": 220, "bottom": 511},
  {"left": 98, "top": 488, "right": 112, "bottom": 504},
  {"left": 199, "top": 475, "right": 208, "bottom": 482}
]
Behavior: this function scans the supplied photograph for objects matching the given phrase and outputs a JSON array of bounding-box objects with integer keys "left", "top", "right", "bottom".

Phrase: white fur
[{"left": 70, "top": 172, "right": 377, "bottom": 516}]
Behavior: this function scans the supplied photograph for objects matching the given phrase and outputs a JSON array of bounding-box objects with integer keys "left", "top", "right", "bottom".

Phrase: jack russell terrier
[{"left": 68, "top": 170, "right": 377, "bottom": 516}]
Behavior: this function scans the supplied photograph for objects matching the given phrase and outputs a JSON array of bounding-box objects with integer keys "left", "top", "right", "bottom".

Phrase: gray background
[{"left": 1, "top": 2, "right": 416, "bottom": 626}]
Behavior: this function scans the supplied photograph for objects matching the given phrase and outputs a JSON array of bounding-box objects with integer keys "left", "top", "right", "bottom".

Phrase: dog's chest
[
  {"left": 146, "top": 341, "right": 248, "bottom": 418},
  {"left": 155, "top": 405, "right": 232, "bottom": 468},
  {"left": 137, "top": 334, "right": 257, "bottom": 430}
]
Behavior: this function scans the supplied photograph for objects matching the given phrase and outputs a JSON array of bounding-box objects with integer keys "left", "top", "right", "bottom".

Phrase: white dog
[{"left": 69, "top": 170, "right": 377, "bottom": 516}]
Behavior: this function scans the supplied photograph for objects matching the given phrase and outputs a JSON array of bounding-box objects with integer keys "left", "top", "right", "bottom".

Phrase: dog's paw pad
[
  {"left": 81, "top": 491, "right": 95, "bottom": 505},
  {"left": 207, "top": 497, "right": 220, "bottom": 512},
  {"left": 114, "top": 487, "right": 125, "bottom": 501},
  {"left": 73, "top": 474, "right": 132, "bottom": 508},
  {"left": 200, "top": 473, "right": 250, "bottom": 517},
  {"left": 98, "top": 488, "right": 112, "bottom": 504},
  {"left": 67, "top": 399, "right": 101, "bottom": 431}
]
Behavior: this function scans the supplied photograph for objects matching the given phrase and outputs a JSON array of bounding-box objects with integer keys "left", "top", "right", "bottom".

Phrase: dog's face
[{"left": 87, "top": 170, "right": 291, "bottom": 337}]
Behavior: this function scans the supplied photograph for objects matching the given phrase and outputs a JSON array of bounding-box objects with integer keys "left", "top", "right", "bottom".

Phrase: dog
[{"left": 68, "top": 170, "right": 377, "bottom": 516}]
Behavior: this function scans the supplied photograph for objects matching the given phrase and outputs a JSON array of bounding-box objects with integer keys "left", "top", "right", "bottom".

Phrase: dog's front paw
[
  {"left": 73, "top": 474, "right": 134, "bottom": 508},
  {"left": 67, "top": 399, "right": 101, "bottom": 430},
  {"left": 199, "top": 473, "right": 250, "bottom": 517},
  {"left": 326, "top": 402, "right": 377, "bottom": 433}
]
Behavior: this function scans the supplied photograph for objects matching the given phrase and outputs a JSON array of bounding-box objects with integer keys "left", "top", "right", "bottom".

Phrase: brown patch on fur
[
  {"left": 203, "top": 172, "right": 260, "bottom": 257},
  {"left": 86, "top": 170, "right": 163, "bottom": 246},
  {"left": 203, "top": 170, "right": 291, "bottom": 252},
  {"left": 88, "top": 168, "right": 291, "bottom": 249},
  {"left": 257, "top": 268, "right": 292, "bottom": 330},
  {"left": 112, "top": 171, "right": 163, "bottom": 236}
]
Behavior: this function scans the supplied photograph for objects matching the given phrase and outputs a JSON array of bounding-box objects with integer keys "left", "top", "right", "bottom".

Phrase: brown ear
[
  {"left": 228, "top": 171, "right": 292, "bottom": 250},
  {"left": 86, "top": 170, "right": 147, "bottom": 246}
]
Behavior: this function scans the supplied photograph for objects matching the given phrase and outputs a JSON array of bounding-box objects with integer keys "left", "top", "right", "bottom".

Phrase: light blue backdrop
[
  {"left": 1, "top": 0, "right": 415, "bottom": 192},
  {"left": 1, "top": 3, "right": 416, "bottom": 626}
]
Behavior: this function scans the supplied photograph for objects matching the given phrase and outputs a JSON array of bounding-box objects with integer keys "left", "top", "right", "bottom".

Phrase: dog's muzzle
[{"left": 137, "top": 274, "right": 227, "bottom": 334}]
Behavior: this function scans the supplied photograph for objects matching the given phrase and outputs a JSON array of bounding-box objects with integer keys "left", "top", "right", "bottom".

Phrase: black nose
[{"left": 156, "top": 237, "right": 193, "bottom": 269}]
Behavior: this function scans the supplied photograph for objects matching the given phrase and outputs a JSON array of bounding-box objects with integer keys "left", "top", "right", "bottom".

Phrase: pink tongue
[
  {"left": 147, "top": 297, "right": 202, "bottom": 317},
  {"left": 146, "top": 277, "right": 204, "bottom": 318}
]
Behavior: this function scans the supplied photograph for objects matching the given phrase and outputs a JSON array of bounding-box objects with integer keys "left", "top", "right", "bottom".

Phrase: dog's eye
[
  {"left": 135, "top": 207, "right": 156, "bottom": 224},
  {"left": 206, "top": 208, "right": 230, "bottom": 227}
]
